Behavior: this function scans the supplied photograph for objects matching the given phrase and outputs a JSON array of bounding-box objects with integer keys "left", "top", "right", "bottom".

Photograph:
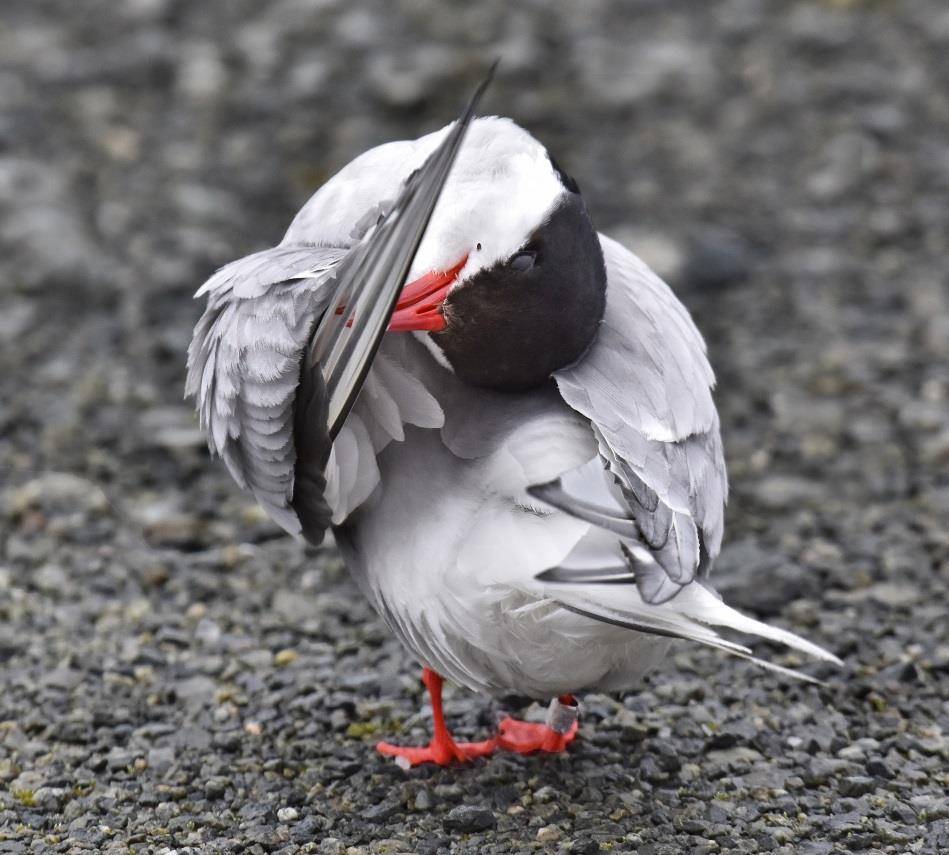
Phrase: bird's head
[{"left": 391, "top": 117, "right": 607, "bottom": 391}]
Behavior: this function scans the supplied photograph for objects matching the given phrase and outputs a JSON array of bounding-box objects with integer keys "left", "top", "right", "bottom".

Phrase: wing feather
[
  {"left": 186, "top": 246, "right": 346, "bottom": 539},
  {"left": 187, "top": 258, "right": 450, "bottom": 544},
  {"left": 552, "top": 234, "right": 728, "bottom": 601}
]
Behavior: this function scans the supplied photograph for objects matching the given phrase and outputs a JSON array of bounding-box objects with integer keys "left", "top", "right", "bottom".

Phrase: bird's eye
[{"left": 510, "top": 251, "right": 536, "bottom": 273}]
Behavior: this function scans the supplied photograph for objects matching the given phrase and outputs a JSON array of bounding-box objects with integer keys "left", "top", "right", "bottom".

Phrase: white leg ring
[{"left": 546, "top": 697, "right": 579, "bottom": 734}]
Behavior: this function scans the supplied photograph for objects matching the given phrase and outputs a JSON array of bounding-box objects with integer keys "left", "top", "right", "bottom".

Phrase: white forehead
[{"left": 282, "top": 117, "right": 566, "bottom": 282}]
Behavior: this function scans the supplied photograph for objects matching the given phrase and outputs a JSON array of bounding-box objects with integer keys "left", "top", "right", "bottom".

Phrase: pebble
[
  {"left": 443, "top": 805, "right": 497, "bottom": 833},
  {"left": 364, "top": 800, "right": 400, "bottom": 824},
  {"left": 839, "top": 776, "right": 876, "bottom": 798},
  {"left": 682, "top": 227, "right": 751, "bottom": 290},
  {"left": 413, "top": 789, "right": 433, "bottom": 811},
  {"left": 274, "top": 648, "right": 299, "bottom": 666},
  {"left": 7, "top": 473, "right": 109, "bottom": 517},
  {"left": 536, "top": 825, "right": 561, "bottom": 843},
  {"left": 146, "top": 746, "right": 176, "bottom": 777}
]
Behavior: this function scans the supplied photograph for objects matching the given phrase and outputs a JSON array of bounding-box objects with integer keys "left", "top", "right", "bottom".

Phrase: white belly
[{"left": 335, "top": 424, "right": 671, "bottom": 700}]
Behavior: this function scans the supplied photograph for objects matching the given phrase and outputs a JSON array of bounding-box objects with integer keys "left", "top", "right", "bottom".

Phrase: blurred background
[{"left": 1, "top": 1, "right": 948, "bottom": 852}]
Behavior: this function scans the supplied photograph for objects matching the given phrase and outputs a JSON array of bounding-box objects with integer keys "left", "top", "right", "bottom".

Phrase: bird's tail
[{"left": 541, "top": 578, "right": 842, "bottom": 684}]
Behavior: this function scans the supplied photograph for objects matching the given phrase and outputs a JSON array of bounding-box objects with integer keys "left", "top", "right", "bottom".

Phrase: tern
[{"left": 187, "top": 77, "right": 840, "bottom": 766}]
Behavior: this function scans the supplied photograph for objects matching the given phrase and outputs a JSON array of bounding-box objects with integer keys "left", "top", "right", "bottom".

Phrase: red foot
[
  {"left": 376, "top": 670, "right": 580, "bottom": 765},
  {"left": 377, "top": 734, "right": 497, "bottom": 767},
  {"left": 376, "top": 667, "right": 499, "bottom": 766},
  {"left": 496, "top": 716, "right": 578, "bottom": 754}
]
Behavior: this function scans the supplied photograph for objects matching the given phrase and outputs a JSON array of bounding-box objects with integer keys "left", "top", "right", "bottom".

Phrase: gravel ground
[{"left": 2, "top": 1, "right": 949, "bottom": 853}]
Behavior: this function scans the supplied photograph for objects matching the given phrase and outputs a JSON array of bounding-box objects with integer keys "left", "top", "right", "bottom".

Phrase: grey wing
[
  {"left": 186, "top": 246, "right": 346, "bottom": 539},
  {"left": 186, "top": 75, "right": 491, "bottom": 545},
  {"left": 548, "top": 233, "right": 728, "bottom": 603}
]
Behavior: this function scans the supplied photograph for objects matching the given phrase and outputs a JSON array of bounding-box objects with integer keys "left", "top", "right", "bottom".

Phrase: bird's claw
[
  {"left": 495, "top": 717, "right": 579, "bottom": 754},
  {"left": 376, "top": 735, "right": 498, "bottom": 767}
]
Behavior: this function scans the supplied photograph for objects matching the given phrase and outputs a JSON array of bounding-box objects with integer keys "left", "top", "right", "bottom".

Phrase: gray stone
[
  {"left": 443, "top": 805, "right": 497, "bottom": 833},
  {"left": 839, "top": 776, "right": 877, "bottom": 797},
  {"left": 364, "top": 800, "right": 400, "bottom": 823},
  {"left": 146, "top": 746, "right": 176, "bottom": 776}
]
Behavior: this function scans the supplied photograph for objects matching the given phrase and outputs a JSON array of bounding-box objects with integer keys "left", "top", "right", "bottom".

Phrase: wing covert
[
  {"left": 551, "top": 234, "right": 728, "bottom": 602},
  {"left": 186, "top": 245, "right": 346, "bottom": 540}
]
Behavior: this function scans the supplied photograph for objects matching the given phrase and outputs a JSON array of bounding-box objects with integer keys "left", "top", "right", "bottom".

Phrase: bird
[{"left": 186, "top": 76, "right": 840, "bottom": 767}]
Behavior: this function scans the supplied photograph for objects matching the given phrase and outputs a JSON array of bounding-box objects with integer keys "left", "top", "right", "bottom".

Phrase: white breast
[{"left": 333, "top": 340, "right": 671, "bottom": 698}]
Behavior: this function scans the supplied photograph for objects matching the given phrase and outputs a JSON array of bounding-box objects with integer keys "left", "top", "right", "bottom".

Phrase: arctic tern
[{"left": 187, "top": 77, "right": 840, "bottom": 766}]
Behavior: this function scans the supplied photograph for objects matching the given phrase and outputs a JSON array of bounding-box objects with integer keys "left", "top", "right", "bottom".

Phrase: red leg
[
  {"left": 496, "top": 695, "right": 580, "bottom": 755},
  {"left": 377, "top": 668, "right": 498, "bottom": 766}
]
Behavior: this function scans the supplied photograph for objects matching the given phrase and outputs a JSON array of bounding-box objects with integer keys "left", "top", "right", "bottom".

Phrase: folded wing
[
  {"left": 186, "top": 247, "right": 344, "bottom": 539},
  {"left": 186, "top": 73, "right": 491, "bottom": 545},
  {"left": 550, "top": 234, "right": 728, "bottom": 603}
]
